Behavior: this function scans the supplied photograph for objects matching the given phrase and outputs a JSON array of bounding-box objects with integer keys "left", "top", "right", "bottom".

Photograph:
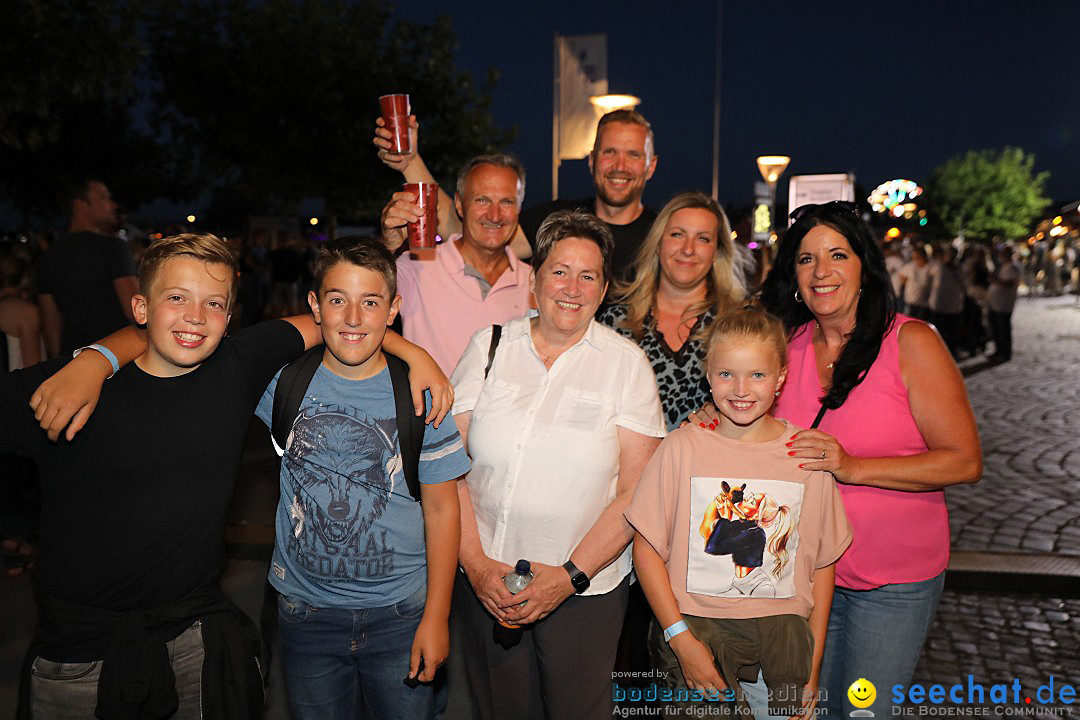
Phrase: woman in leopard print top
[{"left": 598, "top": 192, "right": 747, "bottom": 430}]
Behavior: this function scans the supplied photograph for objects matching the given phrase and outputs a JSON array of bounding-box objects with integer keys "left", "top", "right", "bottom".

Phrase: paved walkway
[
  {"left": 913, "top": 296, "right": 1080, "bottom": 691},
  {"left": 947, "top": 296, "right": 1080, "bottom": 556}
]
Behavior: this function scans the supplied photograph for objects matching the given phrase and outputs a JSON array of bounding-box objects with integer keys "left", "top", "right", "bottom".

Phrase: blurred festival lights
[{"left": 869, "top": 179, "right": 923, "bottom": 216}]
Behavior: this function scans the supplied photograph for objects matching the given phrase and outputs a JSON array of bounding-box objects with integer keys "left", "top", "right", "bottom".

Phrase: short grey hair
[
  {"left": 455, "top": 154, "right": 526, "bottom": 206},
  {"left": 533, "top": 210, "right": 614, "bottom": 285}
]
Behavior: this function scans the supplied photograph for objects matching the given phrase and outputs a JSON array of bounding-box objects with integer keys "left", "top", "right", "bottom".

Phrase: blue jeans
[
  {"left": 739, "top": 669, "right": 771, "bottom": 720},
  {"left": 820, "top": 572, "right": 945, "bottom": 717},
  {"left": 277, "top": 584, "right": 433, "bottom": 720}
]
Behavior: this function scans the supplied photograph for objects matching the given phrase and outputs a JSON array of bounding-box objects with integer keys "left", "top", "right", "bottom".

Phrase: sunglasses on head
[{"left": 789, "top": 200, "right": 859, "bottom": 222}]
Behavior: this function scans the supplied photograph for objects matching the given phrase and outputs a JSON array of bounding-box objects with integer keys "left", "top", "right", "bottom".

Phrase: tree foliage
[
  {"left": 0, "top": 0, "right": 511, "bottom": 225},
  {"left": 0, "top": 0, "right": 170, "bottom": 218},
  {"left": 0, "top": 0, "right": 142, "bottom": 151},
  {"left": 927, "top": 148, "right": 1050, "bottom": 240},
  {"left": 147, "top": 0, "right": 513, "bottom": 222}
]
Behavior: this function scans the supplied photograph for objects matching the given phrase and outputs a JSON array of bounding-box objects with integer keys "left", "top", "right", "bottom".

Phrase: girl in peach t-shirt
[{"left": 627, "top": 307, "right": 851, "bottom": 718}]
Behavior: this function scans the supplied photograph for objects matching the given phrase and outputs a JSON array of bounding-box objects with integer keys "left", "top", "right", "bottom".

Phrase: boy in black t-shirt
[
  {"left": 5, "top": 233, "right": 453, "bottom": 719},
  {"left": 2, "top": 233, "right": 320, "bottom": 718}
]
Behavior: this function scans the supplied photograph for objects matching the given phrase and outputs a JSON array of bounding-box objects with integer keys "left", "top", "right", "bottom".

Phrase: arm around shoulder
[
  {"left": 30, "top": 324, "right": 147, "bottom": 442},
  {"left": 384, "top": 330, "right": 453, "bottom": 426},
  {"left": 113, "top": 276, "right": 139, "bottom": 322},
  {"left": 281, "top": 313, "right": 323, "bottom": 350},
  {"left": 447, "top": 326, "right": 493, "bottom": 418}
]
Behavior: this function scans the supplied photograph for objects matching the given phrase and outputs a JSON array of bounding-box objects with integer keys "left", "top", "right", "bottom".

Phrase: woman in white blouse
[{"left": 449, "top": 210, "right": 665, "bottom": 720}]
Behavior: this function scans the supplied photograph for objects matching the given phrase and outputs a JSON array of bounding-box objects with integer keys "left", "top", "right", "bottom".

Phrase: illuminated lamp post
[
  {"left": 755, "top": 155, "right": 790, "bottom": 239},
  {"left": 589, "top": 94, "right": 641, "bottom": 113}
]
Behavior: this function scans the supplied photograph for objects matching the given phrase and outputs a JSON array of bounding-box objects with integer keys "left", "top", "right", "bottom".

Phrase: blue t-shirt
[{"left": 255, "top": 359, "right": 470, "bottom": 608}]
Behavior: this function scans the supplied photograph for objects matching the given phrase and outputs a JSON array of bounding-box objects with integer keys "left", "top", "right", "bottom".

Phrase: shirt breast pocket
[
  {"left": 553, "top": 389, "right": 614, "bottom": 433},
  {"left": 473, "top": 379, "right": 519, "bottom": 419}
]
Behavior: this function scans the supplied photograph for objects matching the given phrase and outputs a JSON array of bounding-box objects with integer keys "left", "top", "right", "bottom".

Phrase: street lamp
[
  {"left": 756, "top": 155, "right": 790, "bottom": 238},
  {"left": 756, "top": 156, "right": 790, "bottom": 186},
  {"left": 589, "top": 94, "right": 641, "bottom": 112}
]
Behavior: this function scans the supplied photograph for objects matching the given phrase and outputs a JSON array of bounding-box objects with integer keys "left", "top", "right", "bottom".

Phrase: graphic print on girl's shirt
[{"left": 688, "top": 477, "right": 805, "bottom": 599}]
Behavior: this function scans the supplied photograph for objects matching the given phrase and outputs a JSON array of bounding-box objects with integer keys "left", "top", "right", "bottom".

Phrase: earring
[
  {"left": 794, "top": 290, "right": 803, "bottom": 303},
  {"left": 774, "top": 390, "right": 781, "bottom": 397}
]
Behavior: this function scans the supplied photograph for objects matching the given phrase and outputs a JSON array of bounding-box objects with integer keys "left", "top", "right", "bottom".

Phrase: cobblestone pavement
[
  {"left": 913, "top": 296, "right": 1080, "bottom": 691},
  {"left": 916, "top": 591, "right": 1080, "bottom": 691},
  {"left": 947, "top": 296, "right": 1080, "bottom": 556}
]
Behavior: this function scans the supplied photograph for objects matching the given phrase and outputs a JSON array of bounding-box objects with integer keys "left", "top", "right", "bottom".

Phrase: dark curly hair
[{"left": 759, "top": 204, "right": 895, "bottom": 410}]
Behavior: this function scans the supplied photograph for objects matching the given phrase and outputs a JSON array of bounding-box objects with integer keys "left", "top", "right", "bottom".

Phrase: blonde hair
[
  {"left": 610, "top": 192, "right": 747, "bottom": 342},
  {"left": 591, "top": 109, "right": 655, "bottom": 162},
  {"left": 138, "top": 233, "right": 238, "bottom": 307},
  {"left": 704, "top": 305, "right": 788, "bottom": 370},
  {"left": 760, "top": 500, "right": 794, "bottom": 579}
]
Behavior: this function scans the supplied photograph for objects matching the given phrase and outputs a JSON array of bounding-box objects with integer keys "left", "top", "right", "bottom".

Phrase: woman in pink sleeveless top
[{"left": 759, "top": 202, "right": 982, "bottom": 718}]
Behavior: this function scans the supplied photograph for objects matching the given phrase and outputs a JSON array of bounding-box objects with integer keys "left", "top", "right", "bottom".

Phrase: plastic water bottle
[
  {"left": 498, "top": 559, "right": 534, "bottom": 628},
  {"left": 493, "top": 559, "right": 533, "bottom": 647}
]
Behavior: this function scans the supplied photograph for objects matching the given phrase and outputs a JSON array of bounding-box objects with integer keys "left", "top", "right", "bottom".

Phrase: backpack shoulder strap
[
  {"left": 386, "top": 353, "right": 425, "bottom": 503},
  {"left": 271, "top": 346, "right": 325, "bottom": 453},
  {"left": 484, "top": 324, "right": 503, "bottom": 379}
]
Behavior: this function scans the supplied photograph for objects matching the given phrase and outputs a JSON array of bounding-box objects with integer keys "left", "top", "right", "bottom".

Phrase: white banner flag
[{"left": 557, "top": 34, "right": 607, "bottom": 160}]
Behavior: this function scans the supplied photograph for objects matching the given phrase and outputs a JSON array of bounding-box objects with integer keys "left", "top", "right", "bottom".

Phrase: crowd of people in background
[
  {"left": 0, "top": 107, "right": 1077, "bottom": 720},
  {"left": 7, "top": 223, "right": 1076, "bottom": 379},
  {"left": 4, "top": 198, "right": 1078, "bottom": 377},
  {"left": 886, "top": 237, "right": 1036, "bottom": 362}
]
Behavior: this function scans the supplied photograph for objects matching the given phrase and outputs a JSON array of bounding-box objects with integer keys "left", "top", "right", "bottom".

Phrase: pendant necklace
[{"left": 815, "top": 321, "right": 836, "bottom": 369}]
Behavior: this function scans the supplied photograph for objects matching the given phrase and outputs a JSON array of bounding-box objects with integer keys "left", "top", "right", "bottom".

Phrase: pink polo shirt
[{"left": 396, "top": 235, "right": 532, "bottom": 374}]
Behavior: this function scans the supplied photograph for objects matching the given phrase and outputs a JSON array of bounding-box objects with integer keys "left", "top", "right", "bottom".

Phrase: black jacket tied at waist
[{"left": 18, "top": 577, "right": 264, "bottom": 719}]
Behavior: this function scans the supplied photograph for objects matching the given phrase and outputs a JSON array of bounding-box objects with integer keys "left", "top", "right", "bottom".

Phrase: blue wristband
[
  {"left": 663, "top": 620, "right": 689, "bottom": 643},
  {"left": 75, "top": 344, "right": 120, "bottom": 378}
]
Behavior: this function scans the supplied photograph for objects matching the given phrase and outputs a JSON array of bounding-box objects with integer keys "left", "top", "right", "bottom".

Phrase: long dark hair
[{"left": 759, "top": 204, "right": 896, "bottom": 409}]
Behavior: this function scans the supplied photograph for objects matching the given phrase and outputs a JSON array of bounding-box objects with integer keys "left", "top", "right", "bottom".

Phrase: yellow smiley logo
[{"left": 847, "top": 678, "right": 876, "bottom": 709}]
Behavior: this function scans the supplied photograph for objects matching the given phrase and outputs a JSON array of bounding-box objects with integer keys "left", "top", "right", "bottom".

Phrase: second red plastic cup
[
  {"left": 403, "top": 182, "right": 438, "bottom": 250},
  {"left": 379, "top": 93, "right": 411, "bottom": 154}
]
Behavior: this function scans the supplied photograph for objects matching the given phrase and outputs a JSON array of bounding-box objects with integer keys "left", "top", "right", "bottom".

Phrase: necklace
[
  {"left": 533, "top": 338, "right": 563, "bottom": 367},
  {"left": 815, "top": 321, "right": 837, "bottom": 370}
]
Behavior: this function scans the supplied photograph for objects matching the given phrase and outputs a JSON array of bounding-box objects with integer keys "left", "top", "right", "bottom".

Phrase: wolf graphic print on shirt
[{"left": 282, "top": 403, "right": 404, "bottom": 582}]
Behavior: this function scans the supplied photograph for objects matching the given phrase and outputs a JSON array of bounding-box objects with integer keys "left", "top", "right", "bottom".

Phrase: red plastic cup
[
  {"left": 379, "top": 94, "right": 411, "bottom": 154},
  {"left": 403, "top": 182, "right": 438, "bottom": 250}
]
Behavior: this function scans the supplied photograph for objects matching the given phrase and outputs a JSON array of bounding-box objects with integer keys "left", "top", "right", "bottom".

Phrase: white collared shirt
[{"left": 450, "top": 314, "right": 666, "bottom": 595}]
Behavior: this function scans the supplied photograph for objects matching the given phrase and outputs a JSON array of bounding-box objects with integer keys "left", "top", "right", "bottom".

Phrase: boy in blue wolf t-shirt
[{"left": 254, "top": 238, "right": 468, "bottom": 720}]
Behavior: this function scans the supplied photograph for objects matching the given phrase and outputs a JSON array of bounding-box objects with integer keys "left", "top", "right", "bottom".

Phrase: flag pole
[
  {"left": 552, "top": 32, "right": 561, "bottom": 201},
  {"left": 711, "top": 0, "right": 723, "bottom": 201}
]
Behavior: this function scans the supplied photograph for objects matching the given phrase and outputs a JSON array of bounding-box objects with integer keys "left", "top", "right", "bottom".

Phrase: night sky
[{"left": 389, "top": 1, "right": 1080, "bottom": 213}]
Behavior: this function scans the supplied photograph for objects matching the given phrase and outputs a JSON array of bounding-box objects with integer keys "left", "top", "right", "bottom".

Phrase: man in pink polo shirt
[{"left": 380, "top": 154, "right": 532, "bottom": 374}]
